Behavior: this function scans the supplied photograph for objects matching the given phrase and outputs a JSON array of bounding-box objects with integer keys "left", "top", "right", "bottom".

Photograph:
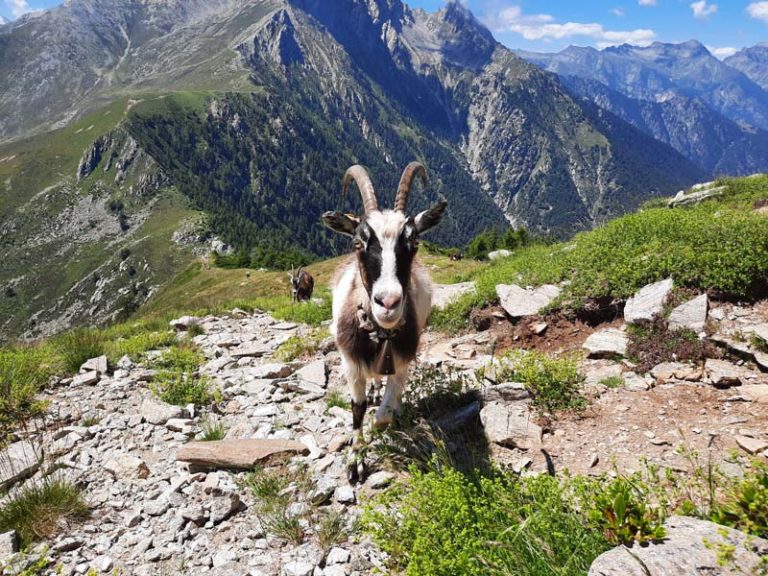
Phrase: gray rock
[
  {"left": 92, "top": 555, "right": 114, "bottom": 573},
  {"left": 210, "top": 493, "right": 241, "bottom": 524},
  {"left": 309, "top": 476, "right": 337, "bottom": 506},
  {"left": 624, "top": 278, "right": 673, "bottom": 323},
  {"left": 480, "top": 401, "right": 541, "bottom": 449},
  {"left": 72, "top": 370, "right": 100, "bottom": 386},
  {"left": 366, "top": 471, "right": 395, "bottom": 489},
  {"left": 431, "top": 282, "right": 476, "bottom": 310},
  {"left": 0, "top": 441, "right": 41, "bottom": 491},
  {"left": 80, "top": 355, "right": 108, "bottom": 374},
  {"left": 588, "top": 515, "right": 768, "bottom": 576},
  {"left": 496, "top": 284, "right": 561, "bottom": 318},
  {"left": 488, "top": 249, "right": 512, "bottom": 260},
  {"left": 705, "top": 359, "right": 751, "bottom": 387},
  {"left": 0, "top": 530, "right": 18, "bottom": 558},
  {"left": 649, "top": 362, "right": 702, "bottom": 382},
  {"left": 212, "top": 548, "right": 238, "bottom": 568},
  {"left": 250, "top": 363, "right": 295, "bottom": 379},
  {"left": 144, "top": 498, "right": 169, "bottom": 517},
  {"left": 170, "top": 316, "right": 200, "bottom": 331},
  {"left": 104, "top": 454, "right": 150, "bottom": 480},
  {"left": 667, "top": 293, "right": 708, "bottom": 332},
  {"left": 326, "top": 547, "right": 351, "bottom": 565},
  {"left": 483, "top": 382, "right": 531, "bottom": 403},
  {"left": 283, "top": 560, "right": 314, "bottom": 576},
  {"left": 141, "top": 397, "right": 185, "bottom": 425},
  {"left": 295, "top": 360, "right": 327, "bottom": 388},
  {"left": 735, "top": 435, "right": 768, "bottom": 454},
  {"left": 583, "top": 329, "right": 628, "bottom": 358},
  {"left": 334, "top": 485, "right": 356, "bottom": 504},
  {"left": 230, "top": 343, "right": 272, "bottom": 359}
]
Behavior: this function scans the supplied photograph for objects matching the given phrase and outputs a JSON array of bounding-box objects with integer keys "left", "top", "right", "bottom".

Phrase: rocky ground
[{"left": 1, "top": 278, "right": 767, "bottom": 575}]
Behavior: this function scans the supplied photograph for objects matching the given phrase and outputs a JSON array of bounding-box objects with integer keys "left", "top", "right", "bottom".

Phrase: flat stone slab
[
  {"left": 624, "top": 278, "right": 673, "bottom": 323},
  {"left": 480, "top": 401, "right": 541, "bottom": 449},
  {"left": 667, "top": 293, "right": 708, "bottom": 332},
  {"left": 705, "top": 359, "right": 752, "bottom": 387},
  {"left": 650, "top": 362, "right": 702, "bottom": 382},
  {"left": 80, "top": 355, "right": 108, "bottom": 374},
  {"left": 230, "top": 342, "right": 273, "bottom": 359},
  {"left": 588, "top": 515, "right": 768, "bottom": 576},
  {"left": 295, "top": 360, "right": 326, "bottom": 388},
  {"left": 583, "top": 328, "right": 628, "bottom": 358},
  {"left": 249, "top": 363, "right": 295, "bottom": 379},
  {"left": 140, "top": 397, "right": 186, "bottom": 425},
  {"left": 432, "top": 282, "right": 476, "bottom": 310},
  {"left": 741, "top": 384, "right": 768, "bottom": 403},
  {"left": 496, "top": 284, "right": 561, "bottom": 318},
  {"left": 72, "top": 371, "right": 100, "bottom": 386},
  {"left": 0, "top": 441, "right": 41, "bottom": 491},
  {"left": 177, "top": 439, "right": 309, "bottom": 469},
  {"left": 735, "top": 435, "right": 768, "bottom": 454}
]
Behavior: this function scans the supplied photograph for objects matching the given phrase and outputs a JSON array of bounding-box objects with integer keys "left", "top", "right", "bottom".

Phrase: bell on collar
[{"left": 372, "top": 338, "right": 396, "bottom": 375}]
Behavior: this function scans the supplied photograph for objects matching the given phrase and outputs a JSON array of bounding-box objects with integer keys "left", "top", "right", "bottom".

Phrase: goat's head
[{"left": 322, "top": 162, "right": 447, "bottom": 330}]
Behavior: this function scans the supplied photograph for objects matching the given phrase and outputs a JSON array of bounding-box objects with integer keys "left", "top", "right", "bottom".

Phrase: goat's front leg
[
  {"left": 343, "top": 358, "right": 368, "bottom": 484},
  {"left": 374, "top": 368, "right": 407, "bottom": 430}
]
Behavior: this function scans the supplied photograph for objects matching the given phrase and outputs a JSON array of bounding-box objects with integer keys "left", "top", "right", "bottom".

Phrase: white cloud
[
  {"left": 486, "top": 5, "right": 655, "bottom": 47},
  {"left": 611, "top": 7, "right": 625, "bottom": 17},
  {"left": 638, "top": 0, "right": 657, "bottom": 6},
  {"left": 690, "top": 1, "right": 717, "bottom": 19},
  {"left": 707, "top": 45, "right": 738, "bottom": 59},
  {"left": 4, "top": 0, "right": 38, "bottom": 19},
  {"left": 747, "top": 1, "right": 768, "bottom": 24}
]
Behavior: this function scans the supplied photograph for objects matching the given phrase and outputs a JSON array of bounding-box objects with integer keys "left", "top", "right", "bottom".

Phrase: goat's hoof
[
  {"left": 347, "top": 459, "right": 366, "bottom": 485},
  {"left": 373, "top": 407, "right": 394, "bottom": 430}
]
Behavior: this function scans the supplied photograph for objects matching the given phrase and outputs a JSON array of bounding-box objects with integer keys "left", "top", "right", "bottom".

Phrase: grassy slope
[{"left": 434, "top": 175, "right": 768, "bottom": 329}]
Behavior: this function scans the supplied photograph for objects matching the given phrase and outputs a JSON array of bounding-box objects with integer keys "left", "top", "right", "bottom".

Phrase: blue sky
[{"left": 2, "top": 0, "right": 767, "bottom": 57}]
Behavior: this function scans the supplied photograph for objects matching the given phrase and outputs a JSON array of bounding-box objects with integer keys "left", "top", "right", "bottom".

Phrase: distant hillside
[
  {"left": 0, "top": 0, "right": 709, "bottom": 340},
  {"left": 726, "top": 43, "right": 768, "bottom": 92}
]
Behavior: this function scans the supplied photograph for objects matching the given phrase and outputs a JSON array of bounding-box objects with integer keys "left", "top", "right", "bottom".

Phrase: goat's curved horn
[
  {"left": 394, "top": 161, "right": 427, "bottom": 213},
  {"left": 342, "top": 165, "right": 378, "bottom": 214}
]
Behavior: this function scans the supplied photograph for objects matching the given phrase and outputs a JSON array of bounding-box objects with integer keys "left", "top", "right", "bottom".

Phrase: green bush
[
  {"left": 151, "top": 371, "right": 212, "bottom": 407},
  {"left": 0, "top": 478, "right": 89, "bottom": 547},
  {"left": 490, "top": 351, "right": 586, "bottom": 413},
  {"left": 200, "top": 415, "right": 227, "bottom": 441},
  {"left": 710, "top": 461, "right": 768, "bottom": 539},
  {"left": 361, "top": 466, "right": 611, "bottom": 576},
  {"left": 105, "top": 330, "right": 177, "bottom": 363},
  {"left": 151, "top": 344, "right": 204, "bottom": 372},
  {"left": 53, "top": 329, "right": 105, "bottom": 374},
  {"left": 433, "top": 176, "right": 768, "bottom": 329}
]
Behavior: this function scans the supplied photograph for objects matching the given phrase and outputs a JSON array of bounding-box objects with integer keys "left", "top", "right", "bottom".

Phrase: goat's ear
[
  {"left": 322, "top": 211, "right": 359, "bottom": 236},
  {"left": 414, "top": 200, "right": 447, "bottom": 235}
]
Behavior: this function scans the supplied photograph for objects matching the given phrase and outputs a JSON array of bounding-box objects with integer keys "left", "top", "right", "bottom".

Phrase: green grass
[
  {"left": 200, "top": 416, "right": 227, "bottom": 441},
  {"left": 150, "top": 344, "right": 204, "bottom": 372},
  {"left": 433, "top": 175, "right": 768, "bottom": 330},
  {"left": 599, "top": 376, "right": 625, "bottom": 389},
  {"left": 0, "top": 346, "right": 54, "bottom": 444},
  {"left": 0, "top": 478, "right": 89, "bottom": 547},
  {"left": 484, "top": 351, "right": 586, "bottom": 413},
  {"left": 52, "top": 329, "right": 106, "bottom": 374},
  {"left": 151, "top": 371, "right": 212, "bottom": 407},
  {"left": 325, "top": 390, "right": 350, "bottom": 411},
  {"left": 244, "top": 467, "right": 305, "bottom": 544}
]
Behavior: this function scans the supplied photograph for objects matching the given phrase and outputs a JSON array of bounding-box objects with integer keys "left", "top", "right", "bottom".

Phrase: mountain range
[
  {"left": 2, "top": 0, "right": 765, "bottom": 340},
  {"left": 518, "top": 41, "right": 768, "bottom": 176}
]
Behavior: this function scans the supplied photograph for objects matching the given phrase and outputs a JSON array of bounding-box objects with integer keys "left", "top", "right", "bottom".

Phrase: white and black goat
[
  {"left": 322, "top": 162, "right": 446, "bottom": 478},
  {"left": 289, "top": 266, "right": 314, "bottom": 302}
]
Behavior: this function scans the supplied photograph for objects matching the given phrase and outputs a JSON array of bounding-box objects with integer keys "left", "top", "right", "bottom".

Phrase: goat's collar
[{"left": 356, "top": 302, "right": 405, "bottom": 376}]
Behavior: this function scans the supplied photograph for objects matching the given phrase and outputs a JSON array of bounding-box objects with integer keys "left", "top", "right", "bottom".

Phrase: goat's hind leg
[{"left": 343, "top": 358, "right": 368, "bottom": 484}]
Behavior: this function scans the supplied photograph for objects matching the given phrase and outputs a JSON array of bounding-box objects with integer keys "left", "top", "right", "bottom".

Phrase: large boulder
[
  {"left": 432, "top": 282, "right": 476, "bottom": 310},
  {"left": 624, "top": 278, "right": 673, "bottom": 324},
  {"left": 496, "top": 284, "right": 561, "bottom": 319},
  {"left": 667, "top": 293, "right": 708, "bottom": 332},
  {"left": 583, "top": 329, "right": 628, "bottom": 358},
  {"left": 0, "top": 441, "right": 41, "bottom": 491},
  {"left": 588, "top": 516, "right": 768, "bottom": 576},
  {"left": 480, "top": 401, "right": 541, "bottom": 450}
]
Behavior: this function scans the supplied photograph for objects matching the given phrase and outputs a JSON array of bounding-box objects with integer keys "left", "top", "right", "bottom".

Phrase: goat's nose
[{"left": 375, "top": 294, "right": 402, "bottom": 311}]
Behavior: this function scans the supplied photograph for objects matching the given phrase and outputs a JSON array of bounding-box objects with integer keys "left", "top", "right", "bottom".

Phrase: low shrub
[
  {"left": 361, "top": 465, "right": 612, "bottom": 576},
  {"left": 275, "top": 329, "right": 329, "bottom": 362},
  {"left": 151, "top": 344, "right": 204, "bottom": 372},
  {"left": 0, "top": 346, "right": 54, "bottom": 444},
  {"left": 105, "top": 330, "right": 177, "bottom": 363},
  {"left": 200, "top": 416, "right": 227, "bottom": 441},
  {"left": 490, "top": 350, "right": 586, "bottom": 413},
  {"left": 151, "top": 371, "right": 212, "bottom": 407},
  {"left": 710, "top": 460, "right": 768, "bottom": 539},
  {"left": 626, "top": 316, "right": 718, "bottom": 373}
]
